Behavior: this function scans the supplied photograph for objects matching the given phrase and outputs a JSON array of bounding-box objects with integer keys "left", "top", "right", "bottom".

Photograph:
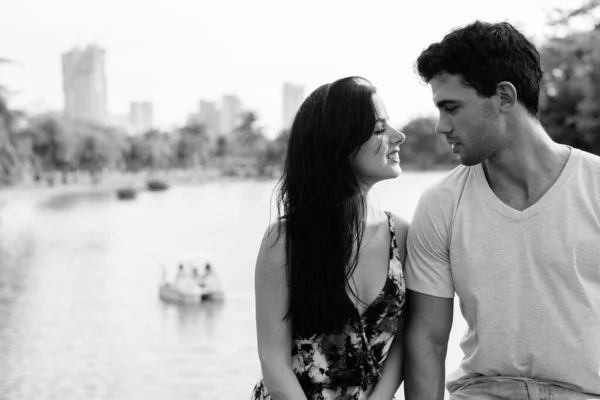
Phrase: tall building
[
  {"left": 220, "top": 95, "right": 242, "bottom": 135},
  {"left": 199, "top": 100, "right": 221, "bottom": 136},
  {"left": 62, "top": 45, "right": 108, "bottom": 124},
  {"left": 282, "top": 82, "right": 305, "bottom": 129},
  {"left": 130, "top": 101, "right": 154, "bottom": 134}
]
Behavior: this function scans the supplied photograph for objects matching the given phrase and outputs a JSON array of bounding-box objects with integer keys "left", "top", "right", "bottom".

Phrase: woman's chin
[
  {"left": 389, "top": 165, "right": 403, "bottom": 177},
  {"left": 379, "top": 167, "right": 403, "bottom": 181}
]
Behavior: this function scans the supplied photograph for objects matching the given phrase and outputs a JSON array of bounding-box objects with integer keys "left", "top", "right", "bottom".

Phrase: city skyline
[
  {"left": 0, "top": 0, "right": 585, "bottom": 138},
  {"left": 59, "top": 43, "right": 261, "bottom": 136},
  {"left": 189, "top": 95, "right": 249, "bottom": 137}
]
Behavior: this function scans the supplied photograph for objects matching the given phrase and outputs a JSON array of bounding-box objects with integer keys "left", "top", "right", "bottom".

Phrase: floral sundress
[{"left": 251, "top": 211, "right": 406, "bottom": 400}]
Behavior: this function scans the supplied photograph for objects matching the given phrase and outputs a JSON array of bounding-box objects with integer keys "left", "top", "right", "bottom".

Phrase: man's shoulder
[
  {"left": 419, "top": 164, "right": 474, "bottom": 207},
  {"left": 572, "top": 150, "right": 600, "bottom": 202},
  {"left": 578, "top": 149, "right": 600, "bottom": 169},
  {"left": 569, "top": 148, "right": 600, "bottom": 189}
]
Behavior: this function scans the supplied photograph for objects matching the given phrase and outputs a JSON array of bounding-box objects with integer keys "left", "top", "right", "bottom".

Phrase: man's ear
[{"left": 496, "top": 81, "right": 518, "bottom": 112}]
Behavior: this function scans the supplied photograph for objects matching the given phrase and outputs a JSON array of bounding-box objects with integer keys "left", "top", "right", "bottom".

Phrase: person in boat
[
  {"left": 198, "top": 263, "right": 222, "bottom": 294},
  {"left": 173, "top": 263, "right": 202, "bottom": 295},
  {"left": 201, "top": 264, "right": 213, "bottom": 282}
]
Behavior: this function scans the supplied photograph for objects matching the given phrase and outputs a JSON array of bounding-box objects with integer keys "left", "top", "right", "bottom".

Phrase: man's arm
[
  {"left": 402, "top": 187, "right": 456, "bottom": 400},
  {"left": 404, "top": 290, "right": 453, "bottom": 400}
]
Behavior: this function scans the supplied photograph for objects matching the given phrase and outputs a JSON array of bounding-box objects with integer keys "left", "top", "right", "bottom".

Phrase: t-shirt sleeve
[{"left": 405, "top": 190, "right": 455, "bottom": 298}]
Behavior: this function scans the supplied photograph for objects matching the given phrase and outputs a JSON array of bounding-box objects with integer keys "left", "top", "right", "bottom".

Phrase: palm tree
[{"left": 0, "top": 58, "right": 25, "bottom": 184}]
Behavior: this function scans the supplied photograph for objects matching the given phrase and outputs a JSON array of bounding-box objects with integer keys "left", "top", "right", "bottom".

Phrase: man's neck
[{"left": 482, "top": 119, "right": 570, "bottom": 210}]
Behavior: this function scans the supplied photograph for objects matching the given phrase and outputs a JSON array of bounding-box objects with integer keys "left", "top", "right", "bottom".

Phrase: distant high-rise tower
[
  {"left": 282, "top": 82, "right": 305, "bottom": 129},
  {"left": 220, "top": 95, "right": 242, "bottom": 135},
  {"left": 199, "top": 100, "right": 221, "bottom": 136},
  {"left": 130, "top": 101, "right": 153, "bottom": 134},
  {"left": 62, "top": 45, "right": 108, "bottom": 124}
]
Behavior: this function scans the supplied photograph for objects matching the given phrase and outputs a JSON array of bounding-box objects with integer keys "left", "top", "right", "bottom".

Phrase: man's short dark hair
[{"left": 416, "top": 21, "right": 544, "bottom": 116}]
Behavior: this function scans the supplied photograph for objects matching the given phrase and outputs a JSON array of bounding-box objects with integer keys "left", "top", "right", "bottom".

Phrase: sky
[{"left": 0, "top": 0, "right": 585, "bottom": 138}]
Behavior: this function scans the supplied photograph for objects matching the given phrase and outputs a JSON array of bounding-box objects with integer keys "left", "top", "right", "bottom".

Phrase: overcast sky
[{"left": 0, "top": 0, "right": 583, "bottom": 137}]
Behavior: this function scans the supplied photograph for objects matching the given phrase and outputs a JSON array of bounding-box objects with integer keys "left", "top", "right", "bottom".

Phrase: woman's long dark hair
[{"left": 274, "top": 76, "right": 379, "bottom": 337}]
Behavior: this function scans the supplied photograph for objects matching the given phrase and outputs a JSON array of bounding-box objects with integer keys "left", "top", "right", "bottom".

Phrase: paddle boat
[
  {"left": 158, "top": 252, "right": 224, "bottom": 304},
  {"left": 147, "top": 179, "right": 169, "bottom": 192},
  {"left": 116, "top": 187, "right": 137, "bottom": 200}
]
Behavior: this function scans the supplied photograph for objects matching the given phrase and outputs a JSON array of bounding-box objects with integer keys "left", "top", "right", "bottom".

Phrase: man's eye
[{"left": 444, "top": 106, "right": 458, "bottom": 113}]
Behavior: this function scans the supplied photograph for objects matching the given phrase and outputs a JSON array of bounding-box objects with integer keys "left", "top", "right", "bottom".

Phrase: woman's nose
[{"left": 389, "top": 127, "right": 406, "bottom": 145}]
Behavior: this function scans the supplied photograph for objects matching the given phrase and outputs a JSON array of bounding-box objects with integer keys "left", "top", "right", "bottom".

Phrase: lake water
[{"left": 0, "top": 171, "right": 467, "bottom": 400}]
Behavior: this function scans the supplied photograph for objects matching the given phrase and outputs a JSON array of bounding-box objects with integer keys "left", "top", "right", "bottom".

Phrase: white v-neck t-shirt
[{"left": 405, "top": 147, "right": 600, "bottom": 395}]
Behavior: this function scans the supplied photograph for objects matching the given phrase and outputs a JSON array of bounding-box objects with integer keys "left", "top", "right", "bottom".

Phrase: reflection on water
[
  {"left": 158, "top": 300, "right": 226, "bottom": 339},
  {"left": 0, "top": 173, "right": 464, "bottom": 400},
  {"left": 39, "top": 191, "right": 114, "bottom": 212}
]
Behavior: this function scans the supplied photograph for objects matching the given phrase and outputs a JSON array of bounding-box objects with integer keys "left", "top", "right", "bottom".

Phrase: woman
[{"left": 252, "top": 76, "right": 408, "bottom": 400}]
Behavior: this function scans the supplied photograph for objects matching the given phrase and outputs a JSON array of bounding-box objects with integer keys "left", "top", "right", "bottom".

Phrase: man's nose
[{"left": 435, "top": 116, "right": 452, "bottom": 135}]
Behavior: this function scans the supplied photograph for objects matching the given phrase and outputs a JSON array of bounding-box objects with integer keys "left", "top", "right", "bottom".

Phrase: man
[{"left": 403, "top": 21, "right": 600, "bottom": 399}]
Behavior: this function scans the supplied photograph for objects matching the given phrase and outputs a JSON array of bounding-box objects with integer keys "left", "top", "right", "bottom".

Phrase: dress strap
[{"left": 384, "top": 211, "right": 399, "bottom": 260}]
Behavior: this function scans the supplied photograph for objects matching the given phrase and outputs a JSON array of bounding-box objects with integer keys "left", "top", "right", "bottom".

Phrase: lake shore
[
  {"left": 0, "top": 164, "right": 453, "bottom": 212},
  {"left": 0, "top": 168, "right": 235, "bottom": 210}
]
